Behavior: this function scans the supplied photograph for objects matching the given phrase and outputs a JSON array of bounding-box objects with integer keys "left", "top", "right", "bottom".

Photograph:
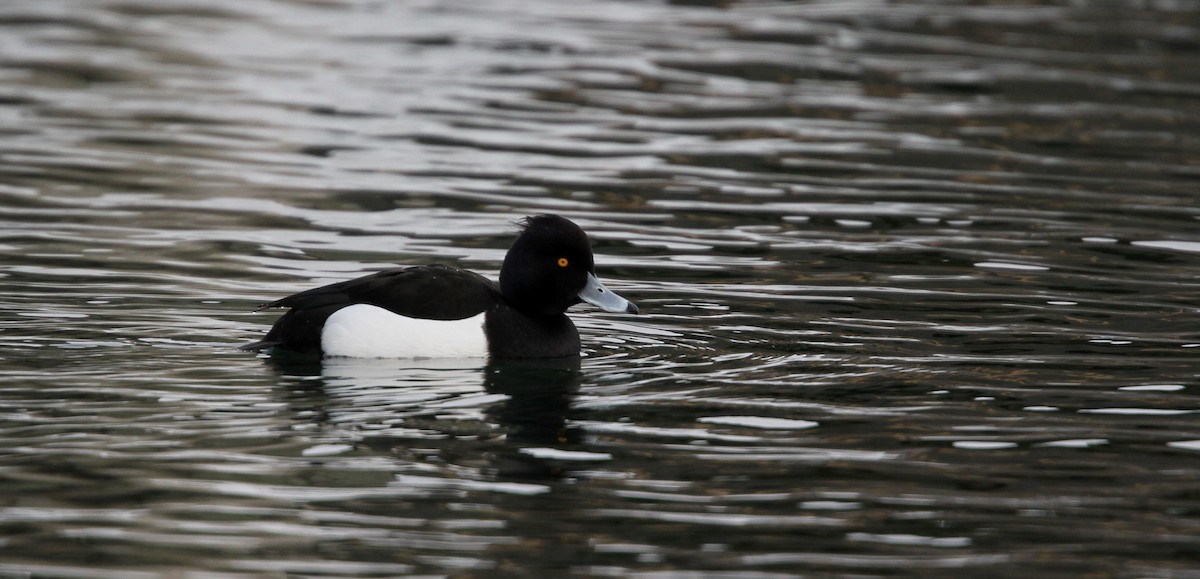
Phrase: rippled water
[{"left": 3, "top": 0, "right": 1200, "bottom": 576}]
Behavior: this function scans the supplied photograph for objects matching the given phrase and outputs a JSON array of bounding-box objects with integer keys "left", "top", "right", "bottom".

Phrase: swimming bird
[{"left": 241, "top": 214, "right": 638, "bottom": 359}]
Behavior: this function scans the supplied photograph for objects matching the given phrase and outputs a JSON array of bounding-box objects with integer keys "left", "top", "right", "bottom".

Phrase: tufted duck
[{"left": 241, "top": 214, "right": 638, "bottom": 359}]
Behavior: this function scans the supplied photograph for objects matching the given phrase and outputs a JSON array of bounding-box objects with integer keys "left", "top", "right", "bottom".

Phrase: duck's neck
[{"left": 484, "top": 305, "right": 580, "bottom": 359}]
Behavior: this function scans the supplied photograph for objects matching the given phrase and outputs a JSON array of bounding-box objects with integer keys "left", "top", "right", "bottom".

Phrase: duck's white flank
[{"left": 321, "top": 304, "right": 488, "bottom": 358}]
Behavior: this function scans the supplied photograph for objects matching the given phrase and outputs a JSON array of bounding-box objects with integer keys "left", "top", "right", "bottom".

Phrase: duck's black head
[{"left": 499, "top": 214, "right": 636, "bottom": 317}]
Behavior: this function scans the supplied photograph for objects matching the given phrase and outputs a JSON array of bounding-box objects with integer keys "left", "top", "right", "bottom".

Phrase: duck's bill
[{"left": 579, "top": 272, "right": 639, "bottom": 314}]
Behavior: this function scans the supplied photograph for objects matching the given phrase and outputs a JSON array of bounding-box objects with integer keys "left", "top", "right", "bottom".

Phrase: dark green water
[{"left": 2, "top": 1, "right": 1200, "bottom": 576}]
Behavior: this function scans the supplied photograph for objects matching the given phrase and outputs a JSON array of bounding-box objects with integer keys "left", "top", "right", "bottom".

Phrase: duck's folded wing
[
  {"left": 242, "top": 265, "right": 498, "bottom": 352},
  {"left": 264, "top": 265, "right": 496, "bottom": 319}
]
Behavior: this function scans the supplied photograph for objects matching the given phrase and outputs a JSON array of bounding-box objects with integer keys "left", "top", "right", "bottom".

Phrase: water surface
[{"left": 2, "top": 0, "right": 1200, "bottom": 576}]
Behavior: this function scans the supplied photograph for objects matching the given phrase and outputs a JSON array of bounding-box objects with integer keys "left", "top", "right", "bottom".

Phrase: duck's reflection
[
  {"left": 482, "top": 357, "right": 581, "bottom": 445},
  {"left": 264, "top": 354, "right": 583, "bottom": 480},
  {"left": 481, "top": 357, "right": 583, "bottom": 480}
]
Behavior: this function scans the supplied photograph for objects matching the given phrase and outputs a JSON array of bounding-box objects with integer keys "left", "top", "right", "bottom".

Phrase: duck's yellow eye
[{"left": 557, "top": 257, "right": 569, "bottom": 267}]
